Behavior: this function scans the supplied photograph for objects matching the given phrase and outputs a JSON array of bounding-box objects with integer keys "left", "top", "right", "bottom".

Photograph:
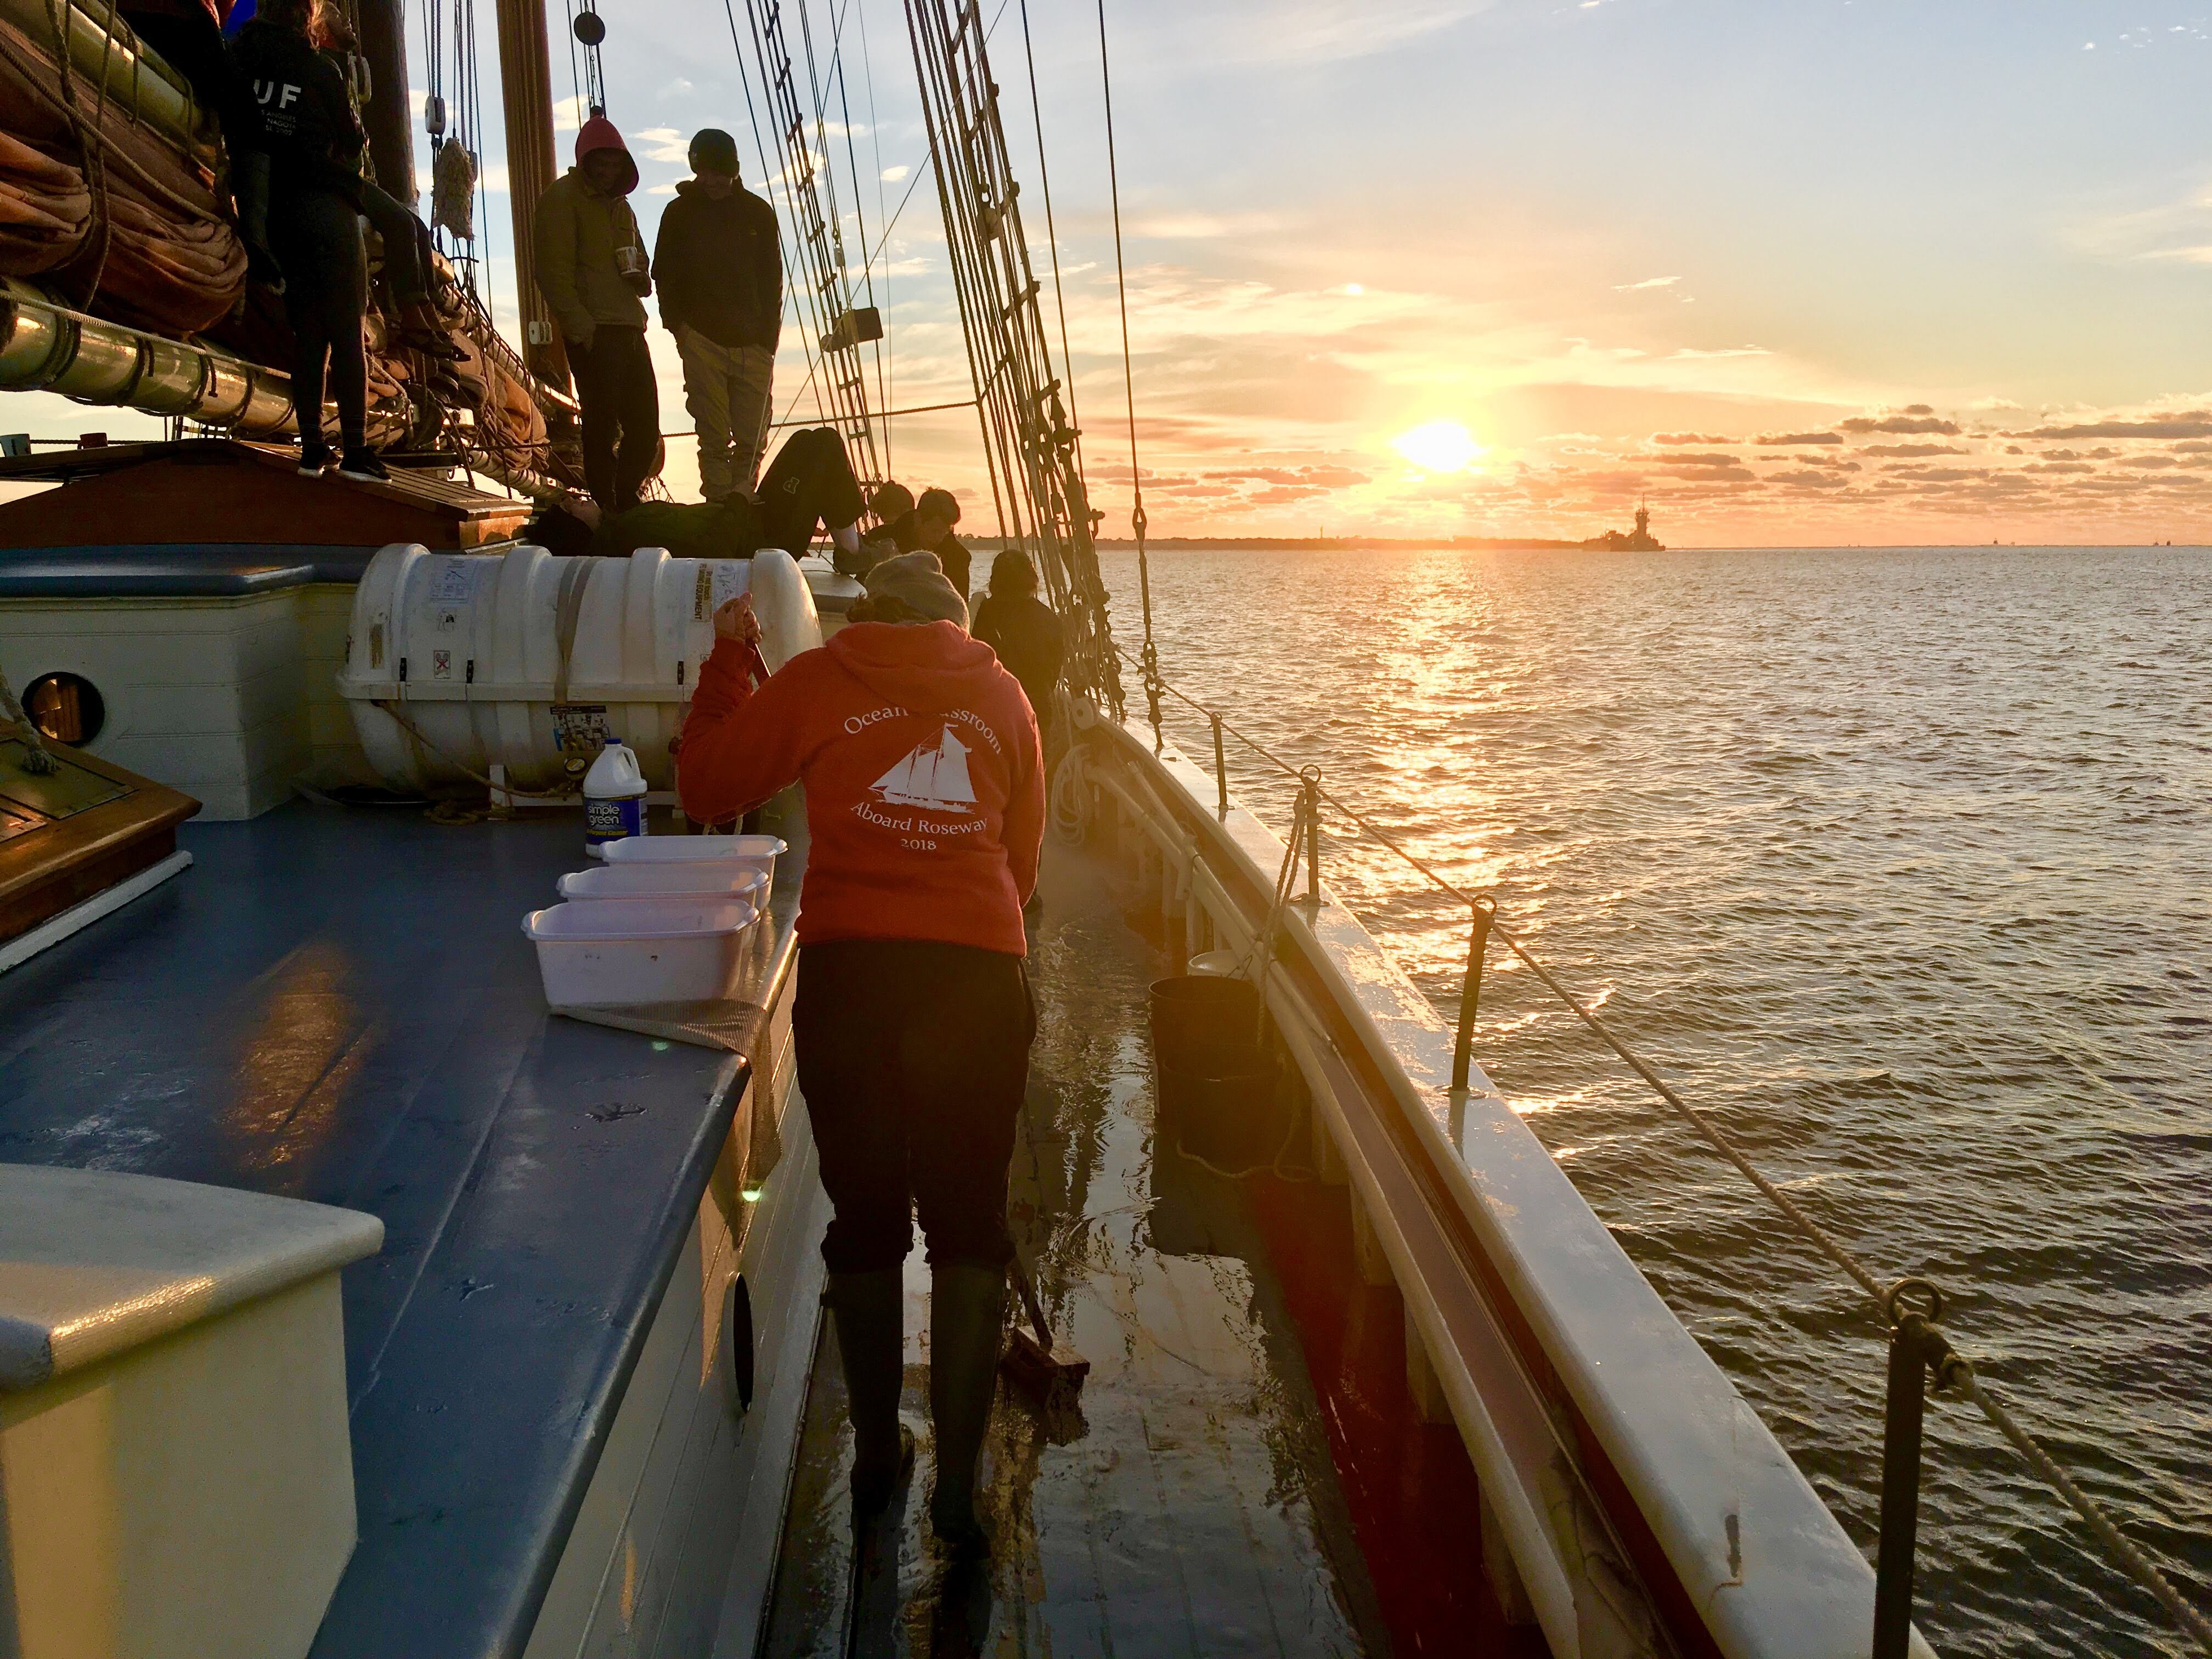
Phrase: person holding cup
[{"left": 534, "top": 114, "right": 660, "bottom": 513}]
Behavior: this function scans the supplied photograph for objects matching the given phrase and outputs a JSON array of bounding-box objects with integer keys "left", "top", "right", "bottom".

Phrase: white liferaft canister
[{"left": 583, "top": 741, "right": 648, "bottom": 857}]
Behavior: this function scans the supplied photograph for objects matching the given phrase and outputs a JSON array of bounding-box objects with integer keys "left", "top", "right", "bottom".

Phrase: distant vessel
[{"left": 1585, "top": 502, "right": 1667, "bottom": 551}]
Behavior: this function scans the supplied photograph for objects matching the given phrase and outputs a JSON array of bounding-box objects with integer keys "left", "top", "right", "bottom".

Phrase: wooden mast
[
  {"left": 354, "top": 0, "right": 417, "bottom": 205},
  {"left": 495, "top": 0, "right": 569, "bottom": 387}
]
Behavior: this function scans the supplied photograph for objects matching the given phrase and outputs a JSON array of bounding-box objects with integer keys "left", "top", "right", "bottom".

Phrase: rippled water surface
[{"left": 1094, "top": 543, "right": 2212, "bottom": 1657}]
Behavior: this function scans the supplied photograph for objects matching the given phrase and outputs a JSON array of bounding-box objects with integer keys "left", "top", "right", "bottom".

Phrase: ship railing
[{"left": 1110, "top": 644, "right": 2212, "bottom": 1659}]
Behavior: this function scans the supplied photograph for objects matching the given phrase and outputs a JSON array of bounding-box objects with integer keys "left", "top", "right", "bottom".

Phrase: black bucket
[
  {"left": 1150, "top": 975, "right": 1279, "bottom": 1172},
  {"left": 1148, "top": 974, "right": 1263, "bottom": 1077}
]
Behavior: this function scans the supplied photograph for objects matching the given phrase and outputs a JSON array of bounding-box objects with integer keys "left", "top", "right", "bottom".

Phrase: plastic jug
[{"left": 583, "top": 741, "right": 648, "bottom": 857}]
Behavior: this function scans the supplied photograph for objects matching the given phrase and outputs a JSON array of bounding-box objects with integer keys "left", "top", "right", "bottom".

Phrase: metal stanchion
[
  {"left": 1299, "top": 768, "right": 1322, "bottom": 904},
  {"left": 1874, "top": 1278, "right": 1963, "bottom": 1659},
  {"left": 1211, "top": 712, "right": 1228, "bottom": 818},
  {"left": 1450, "top": 898, "right": 1494, "bottom": 1092}
]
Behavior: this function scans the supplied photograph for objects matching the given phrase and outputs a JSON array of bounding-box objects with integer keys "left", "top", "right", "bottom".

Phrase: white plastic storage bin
[
  {"left": 603, "top": 833, "right": 785, "bottom": 888},
  {"left": 522, "top": 899, "right": 757, "bottom": 1006},
  {"left": 557, "top": 864, "right": 770, "bottom": 907}
]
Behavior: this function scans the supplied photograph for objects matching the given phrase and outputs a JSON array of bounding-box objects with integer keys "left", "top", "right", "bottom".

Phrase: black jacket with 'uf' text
[{"left": 229, "top": 20, "right": 364, "bottom": 201}]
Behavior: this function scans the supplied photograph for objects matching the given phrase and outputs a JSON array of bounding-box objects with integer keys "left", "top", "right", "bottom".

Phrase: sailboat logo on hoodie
[{"left": 870, "top": 725, "right": 976, "bottom": 815}]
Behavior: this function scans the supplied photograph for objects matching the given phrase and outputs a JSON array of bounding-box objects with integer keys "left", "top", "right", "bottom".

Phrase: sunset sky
[{"left": 19, "top": 0, "right": 2212, "bottom": 544}]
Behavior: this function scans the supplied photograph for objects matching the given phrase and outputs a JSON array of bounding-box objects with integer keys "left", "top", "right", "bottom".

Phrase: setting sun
[{"left": 1392, "top": 421, "right": 1483, "bottom": 474}]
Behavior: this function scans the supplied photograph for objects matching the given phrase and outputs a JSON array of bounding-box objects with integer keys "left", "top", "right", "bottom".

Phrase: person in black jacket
[
  {"left": 972, "top": 548, "right": 1064, "bottom": 747},
  {"left": 123, "top": 0, "right": 281, "bottom": 284},
  {"left": 653, "top": 129, "right": 781, "bottom": 503},
  {"left": 859, "top": 485, "right": 972, "bottom": 599},
  {"left": 232, "top": 0, "right": 379, "bottom": 478},
  {"left": 231, "top": 0, "right": 453, "bottom": 481}
]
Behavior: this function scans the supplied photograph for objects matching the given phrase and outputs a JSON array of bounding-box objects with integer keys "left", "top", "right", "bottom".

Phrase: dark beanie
[{"left": 689, "top": 128, "right": 740, "bottom": 176}]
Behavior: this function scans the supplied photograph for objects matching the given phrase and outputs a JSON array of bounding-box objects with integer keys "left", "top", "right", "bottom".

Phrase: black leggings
[
  {"left": 568, "top": 326, "right": 661, "bottom": 512},
  {"left": 794, "top": 940, "right": 1035, "bottom": 1274},
  {"left": 272, "top": 187, "right": 368, "bottom": 453},
  {"left": 754, "top": 425, "right": 866, "bottom": 553},
  {"left": 357, "top": 177, "right": 433, "bottom": 309}
]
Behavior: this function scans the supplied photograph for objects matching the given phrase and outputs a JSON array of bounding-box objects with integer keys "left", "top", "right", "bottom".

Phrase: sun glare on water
[{"left": 1392, "top": 421, "right": 1483, "bottom": 473}]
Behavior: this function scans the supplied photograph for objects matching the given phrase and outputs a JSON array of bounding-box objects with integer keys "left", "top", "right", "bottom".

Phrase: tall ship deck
[{"left": 1, "top": 2, "right": 2201, "bottom": 1657}]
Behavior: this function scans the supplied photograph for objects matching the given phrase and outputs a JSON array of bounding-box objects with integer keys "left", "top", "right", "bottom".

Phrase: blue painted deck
[{"left": 0, "top": 802, "right": 799, "bottom": 1659}]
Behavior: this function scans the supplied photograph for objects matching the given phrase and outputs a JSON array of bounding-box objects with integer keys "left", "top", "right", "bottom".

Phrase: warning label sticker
[
  {"left": 431, "top": 560, "right": 477, "bottom": 604},
  {"left": 554, "top": 704, "right": 613, "bottom": 751},
  {"left": 709, "top": 562, "right": 748, "bottom": 612}
]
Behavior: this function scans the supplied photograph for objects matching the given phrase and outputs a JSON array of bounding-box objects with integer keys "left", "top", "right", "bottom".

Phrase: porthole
[{"left": 23, "top": 672, "right": 105, "bottom": 746}]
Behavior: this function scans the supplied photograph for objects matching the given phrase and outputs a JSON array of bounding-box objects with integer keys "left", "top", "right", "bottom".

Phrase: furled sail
[{"left": 0, "top": 0, "right": 245, "bottom": 335}]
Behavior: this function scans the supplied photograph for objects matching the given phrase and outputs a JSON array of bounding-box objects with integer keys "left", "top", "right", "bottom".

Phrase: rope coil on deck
[{"left": 1114, "top": 648, "right": 2212, "bottom": 1655}]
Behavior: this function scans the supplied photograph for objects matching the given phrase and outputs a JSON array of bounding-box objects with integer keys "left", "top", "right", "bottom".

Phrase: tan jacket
[{"left": 533, "top": 168, "right": 651, "bottom": 344}]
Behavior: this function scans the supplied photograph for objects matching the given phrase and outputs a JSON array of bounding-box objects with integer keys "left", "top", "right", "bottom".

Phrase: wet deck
[{"left": 757, "top": 842, "right": 1516, "bottom": 1658}]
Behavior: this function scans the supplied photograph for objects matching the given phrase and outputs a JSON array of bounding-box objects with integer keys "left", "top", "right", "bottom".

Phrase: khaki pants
[{"left": 677, "top": 328, "right": 774, "bottom": 501}]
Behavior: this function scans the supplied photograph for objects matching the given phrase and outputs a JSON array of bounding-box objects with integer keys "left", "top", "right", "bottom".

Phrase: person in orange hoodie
[{"left": 676, "top": 551, "right": 1043, "bottom": 1551}]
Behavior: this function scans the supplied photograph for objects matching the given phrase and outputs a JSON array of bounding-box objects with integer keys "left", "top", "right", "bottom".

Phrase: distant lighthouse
[{"left": 1582, "top": 499, "right": 1666, "bottom": 551}]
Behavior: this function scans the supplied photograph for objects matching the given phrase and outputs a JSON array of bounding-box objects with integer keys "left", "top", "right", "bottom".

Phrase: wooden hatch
[
  {"left": 0, "top": 738, "right": 199, "bottom": 944},
  {"left": 0, "top": 439, "right": 532, "bottom": 552}
]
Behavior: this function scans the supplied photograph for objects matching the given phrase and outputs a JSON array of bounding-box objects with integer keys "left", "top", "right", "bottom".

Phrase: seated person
[
  {"left": 847, "top": 479, "right": 915, "bottom": 575},
  {"left": 870, "top": 485, "right": 971, "bottom": 600},
  {"left": 532, "top": 425, "right": 868, "bottom": 561}
]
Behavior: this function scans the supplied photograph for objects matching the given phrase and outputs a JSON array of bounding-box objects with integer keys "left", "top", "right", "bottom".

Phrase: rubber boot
[
  {"left": 828, "top": 1269, "right": 910, "bottom": 1517},
  {"left": 234, "top": 152, "right": 284, "bottom": 295},
  {"left": 928, "top": 1262, "right": 1007, "bottom": 1549}
]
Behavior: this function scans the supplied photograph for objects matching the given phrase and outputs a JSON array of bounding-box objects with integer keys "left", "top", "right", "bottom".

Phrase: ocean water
[{"left": 1093, "top": 543, "right": 2212, "bottom": 1658}]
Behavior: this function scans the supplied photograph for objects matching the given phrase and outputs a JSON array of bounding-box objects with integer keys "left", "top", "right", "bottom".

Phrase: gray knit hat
[{"left": 862, "top": 551, "right": 968, "bottom": 629}]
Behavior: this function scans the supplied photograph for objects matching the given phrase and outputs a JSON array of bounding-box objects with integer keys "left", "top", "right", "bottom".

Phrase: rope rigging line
[
  {"left": 562, "top": 0, "right": 584, "bottom": 121},
  {"left": 739, "top": 0, "right": 884, "bottom": 484},
  {"left": 1094, "top": 0, "right": 1155, "bottom": 740},
  {"left": 901, "top": 0, "right": 1123, "bottom": 719},
  {"left": 789, "top": 0, "right": 879, "bottom": 466},
  {"left": 723, "top": 0, "right": 833, "bottom": 431},
  {"left": 854, "top": 0, "right": 894, "bottom": 472},
  {"left": 1018, "top": 0, "right": 1085, "bottom": 487},
  {"left": 574, "top": 0, "right": 606, "bottom": 113},
  {"left": 1118, "top": 647, "right": 2212, "bottom": 1653},
  {"left": 843, "top": 0, "right": 1023, "bottom": 306},
  {"left": 822, "top": 0, "right": 891, "bottom": 467}
]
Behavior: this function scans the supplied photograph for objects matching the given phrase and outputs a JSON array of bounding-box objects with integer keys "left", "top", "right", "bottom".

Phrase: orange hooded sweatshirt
[{"left": 675, "top": 621, "right": 1044, "bottom": 957}]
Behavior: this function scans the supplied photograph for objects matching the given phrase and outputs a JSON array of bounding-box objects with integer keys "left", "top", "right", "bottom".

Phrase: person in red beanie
[
  {"left": 676, "top": 552, "right": 1042, "bottom": 1554},
  {"left": 534, "top": 114, "right": 658, "bottom": 512}
]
